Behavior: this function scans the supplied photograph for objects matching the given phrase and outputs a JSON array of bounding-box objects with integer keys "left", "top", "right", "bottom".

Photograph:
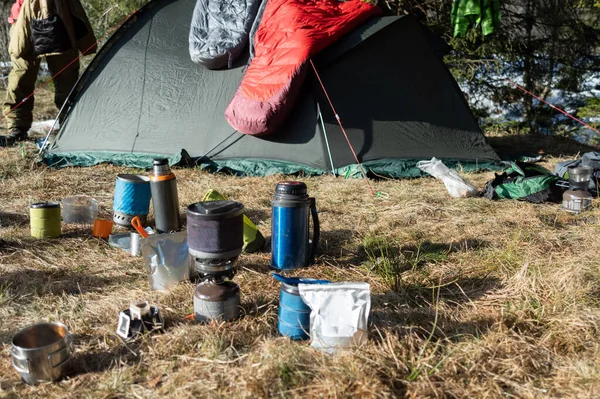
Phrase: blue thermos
[
  {"left": 273, "top": 273, "right": 329, "bottom": 340},
  {"left": 271, "top": 181, "right": 320, "bottom": 271}
]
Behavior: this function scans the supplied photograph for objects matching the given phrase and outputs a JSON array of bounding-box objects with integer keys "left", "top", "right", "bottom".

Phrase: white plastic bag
[
  {"left": 28, "top": 120, "right": 59, "bottom": 134},
  {"left": 417, "top": 157, "right": 479, "bottom": 198},
  {"left": 298, "top": 282, "right": 370, "bottom": 354}
]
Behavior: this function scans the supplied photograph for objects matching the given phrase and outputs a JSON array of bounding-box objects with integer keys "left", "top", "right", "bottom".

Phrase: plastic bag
[
  {"left": 417, "top": 157, "right": 479, "bottom": 198},
  {"left": 298, "top": 282, "right": 370, "bottom": 354},
  {"left": 28, "top": 120, "right": 59, "bottom": 135},
  {"left": 141, "top": 231, "right": 191, "bottom": 291}
]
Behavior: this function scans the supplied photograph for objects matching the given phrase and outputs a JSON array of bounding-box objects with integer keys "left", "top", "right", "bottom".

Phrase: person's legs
[
  {"left": 46, "top": 49, "right": 79, "bottom": 110},
  {"left": 3, "top": 34, "right": 40, "bottom": 135}
]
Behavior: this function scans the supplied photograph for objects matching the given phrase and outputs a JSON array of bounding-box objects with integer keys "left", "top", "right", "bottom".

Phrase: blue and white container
[
  {"left": 113, "top": 174, "right": 152, "bottom": 227},
  {"left": 273, "top": 274, "right": 329, "bottom": 340},
  {"left": 271, "top": 182, "right": 319, "bottom": 271}
]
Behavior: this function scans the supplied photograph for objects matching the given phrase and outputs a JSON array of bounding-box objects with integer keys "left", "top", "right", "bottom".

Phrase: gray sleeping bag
[{"left": 189, "top": 0, "right": 261, "bottom": 69}]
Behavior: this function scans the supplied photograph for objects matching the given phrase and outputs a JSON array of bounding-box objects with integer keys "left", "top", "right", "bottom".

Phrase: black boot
[{"left": 0, "top": 128, "right": 28, "bottom": 147}]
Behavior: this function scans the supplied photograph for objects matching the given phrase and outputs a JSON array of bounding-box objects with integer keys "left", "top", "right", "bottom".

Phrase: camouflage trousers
[{"left": 3, "top": 26, "right": 79, "bottom": 130}]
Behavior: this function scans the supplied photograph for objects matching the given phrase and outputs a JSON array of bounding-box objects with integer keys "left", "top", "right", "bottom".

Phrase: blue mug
[
  {"left": 271, "top": 181, "right": 320, "bottom": 271},
  {"left": 273, "top": 273, "right": 329, "bottom": 340}
]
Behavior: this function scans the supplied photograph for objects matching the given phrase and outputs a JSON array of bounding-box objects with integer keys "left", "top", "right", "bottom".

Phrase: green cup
[{"left": 30, "top": 202, "right": 61, "bottom": 239}]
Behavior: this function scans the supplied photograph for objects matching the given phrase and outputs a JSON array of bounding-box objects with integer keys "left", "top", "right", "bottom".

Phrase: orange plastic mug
[{"left": 92, "top": 219, "right": 113, "bottom": 238}]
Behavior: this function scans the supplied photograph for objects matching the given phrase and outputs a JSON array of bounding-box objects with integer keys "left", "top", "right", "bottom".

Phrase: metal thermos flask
[
  {"left": 149, "top": 158, "right": 181, "bottom": 233},
  {"left": 271, "top": 181, "right": 320, "bottom": 271}
]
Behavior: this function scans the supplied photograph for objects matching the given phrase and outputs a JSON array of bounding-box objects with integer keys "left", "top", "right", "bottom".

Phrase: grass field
[{"left": 1, "top": 87, "right": 600, "bottom": 398}]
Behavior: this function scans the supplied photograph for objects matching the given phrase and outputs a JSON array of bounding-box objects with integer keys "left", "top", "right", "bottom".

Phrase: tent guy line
[
  {"left": 309, "top": 59, "right": 376, "bottom": 196},
  {"left": 503, "top": 78, "right": 600, "bottom": 135}
]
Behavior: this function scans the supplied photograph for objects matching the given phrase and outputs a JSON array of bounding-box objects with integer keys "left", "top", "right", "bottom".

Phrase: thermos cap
[
  {"left": 186, "top": 200, "right": 244, "bottom": 220},
  {"left": 275, "top": 181, "right": 307, "bottom": 196},
  {"left": 30, "top": 202, "right": 60, "bottom": 209},
  {"left": 153, "top": 158, "right": 169, "bottom": 166}
]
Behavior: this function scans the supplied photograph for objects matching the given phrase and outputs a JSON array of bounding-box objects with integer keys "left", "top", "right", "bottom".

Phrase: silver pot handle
[
  {"left": 11, "top": 356, "right": 29, "bottom": 374},
  {"left": 48, "top": 335, "right": 74, "bottom": 368}
]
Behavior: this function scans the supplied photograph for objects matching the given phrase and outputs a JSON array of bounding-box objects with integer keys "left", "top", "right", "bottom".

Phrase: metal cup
[{"left": 130, "top": 232, "right": 142, "bottom": 256}]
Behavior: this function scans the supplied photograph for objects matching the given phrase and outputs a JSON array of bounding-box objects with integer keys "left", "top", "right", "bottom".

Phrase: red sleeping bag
[{"left": 225, "top": 0, "right": 380, "bottom": 136}]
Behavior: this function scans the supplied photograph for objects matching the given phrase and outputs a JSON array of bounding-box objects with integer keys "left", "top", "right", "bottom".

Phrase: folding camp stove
[
  {"left": 116, "top": 301, "right": 164, "bottom": 341},
  {"left": 562, "top": 166, "right": 593, "bottom": 214}
]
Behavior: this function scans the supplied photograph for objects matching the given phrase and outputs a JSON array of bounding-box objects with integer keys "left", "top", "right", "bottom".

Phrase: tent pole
[
  {"left": 38, "top": 103, "right": 67, "bottom": 155},
  {"left": 317, "top": 102, "right": 336, "bottom": 175}
]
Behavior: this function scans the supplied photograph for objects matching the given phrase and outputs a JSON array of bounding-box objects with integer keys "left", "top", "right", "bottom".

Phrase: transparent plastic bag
[
  {"left": 141, "top": 231, "right": 191, "bottom": 291},
  {"left": 417, "top": 157, "right": 479, "bottom": 198},
  {"left": 28, "top": 120, "right": 59, "bottom": 135}
]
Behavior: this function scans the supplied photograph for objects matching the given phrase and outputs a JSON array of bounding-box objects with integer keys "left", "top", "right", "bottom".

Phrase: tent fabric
[
  {"left": 225, "top": 0, "right": 380, "bottom": 135},
  {"left": 44, "top": 0, "right": 500, "bottom": 177},
  {"left": 248, "top": 0, "right": 268, "bottom": 60},
  {"left": 189, "top": 0, "right": 261, "bottom": 69}
]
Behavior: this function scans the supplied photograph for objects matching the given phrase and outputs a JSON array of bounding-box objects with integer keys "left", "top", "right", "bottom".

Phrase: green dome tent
[{"left": 42, "top": 0, "right": 500, "bottom": 178}]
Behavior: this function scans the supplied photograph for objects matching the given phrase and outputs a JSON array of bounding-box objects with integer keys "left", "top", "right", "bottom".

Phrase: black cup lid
[
  {"left": 153, "top": 158, "right": 169, "bottom": 166},
  {"left": 275, "top": 181, "right": 307, "bottom": 196},
  {"left": 187, "top": 200, "right": 244, "bottom": 219},
  {"left": 30, "top": 202, "right": 60, "bottom": 209}
]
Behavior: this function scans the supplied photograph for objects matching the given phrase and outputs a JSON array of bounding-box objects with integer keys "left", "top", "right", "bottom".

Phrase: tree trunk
[
  {"left": 0, "top": 1, "right": 11, "bottom": 63},
  {"left": 522, "top": 0, "right": 537, "bottom": 133}
]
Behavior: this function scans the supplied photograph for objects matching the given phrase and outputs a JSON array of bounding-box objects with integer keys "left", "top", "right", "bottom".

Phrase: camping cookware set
[
  {"left": 562, "top": 166, "right": 593, "bottom": 213},
  {"left": 17, "top": 157, "right": 332, "bottom": 383},
  {"left": 187, "top": 200, "right": 245, "bottom": 321},
  {"left": 11, "top": 322, "right": 74, "bottom": 385}
]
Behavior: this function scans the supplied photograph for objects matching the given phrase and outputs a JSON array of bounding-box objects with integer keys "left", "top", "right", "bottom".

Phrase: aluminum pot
[{"left": 11, "top": 322, "right": 74, "bottom": 385}]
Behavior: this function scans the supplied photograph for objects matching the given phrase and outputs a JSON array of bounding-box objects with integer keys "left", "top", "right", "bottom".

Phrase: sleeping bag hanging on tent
[
  {"left": 483, "top": 162, "right": 561, "bottom": 203},
  {"left": 451, "top": 0, "right": 501, "bottom": 37},
  {"left": 225, "top": 0, "right": 380, "bottom": 135},
  {"left": 189, "top": 0, "right": 261, "bottom": 69}
]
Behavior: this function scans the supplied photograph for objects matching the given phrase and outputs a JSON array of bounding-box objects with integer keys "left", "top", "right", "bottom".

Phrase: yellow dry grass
[{"left": 0, "top": 90, "right": 600, "bottom": 398}]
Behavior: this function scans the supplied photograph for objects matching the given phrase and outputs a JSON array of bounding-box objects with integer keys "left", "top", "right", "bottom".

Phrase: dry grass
[{"left": 1, "top": 95, "right": 600, "bottom": 398}]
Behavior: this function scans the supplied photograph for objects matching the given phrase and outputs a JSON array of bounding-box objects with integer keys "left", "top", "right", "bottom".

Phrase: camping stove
[
  {"left": 562, "top": 166, "right": 593, "bottom": 213},
  {"left": 186, "top": 200, "right": 244, "bottom": 322},
  {"left": 191, "top": 257, "right": 241, "bottom": 322}
]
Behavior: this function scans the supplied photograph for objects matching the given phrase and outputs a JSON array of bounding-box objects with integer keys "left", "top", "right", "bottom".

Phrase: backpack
[{"left": 483, "top": 162, "right": 561, "bottom": 203}]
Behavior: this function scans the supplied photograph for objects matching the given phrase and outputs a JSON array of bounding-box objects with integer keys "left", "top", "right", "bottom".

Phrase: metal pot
[
  {"left": 11, "top": 322, "right": 74, "bottom": 385},
  {"left": 568, "top": 166, "right": 593, "bottom": 184}
]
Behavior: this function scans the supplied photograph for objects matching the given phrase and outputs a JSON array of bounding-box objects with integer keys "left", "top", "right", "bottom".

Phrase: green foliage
[
  {"left": 578, "top": 97, "right": 600, "bottom": 122},
  {"left": 363, "top": 235, "right": 448, "bottom": 291},
  {"left": 577, "top": 97, "right": 600, "bottom": 144},
  {"left": 81, "top": 0, "right": 146, "bottom": 40},
  {"left": 381, "top": 0, "right": 600, "bottom": 138}
]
